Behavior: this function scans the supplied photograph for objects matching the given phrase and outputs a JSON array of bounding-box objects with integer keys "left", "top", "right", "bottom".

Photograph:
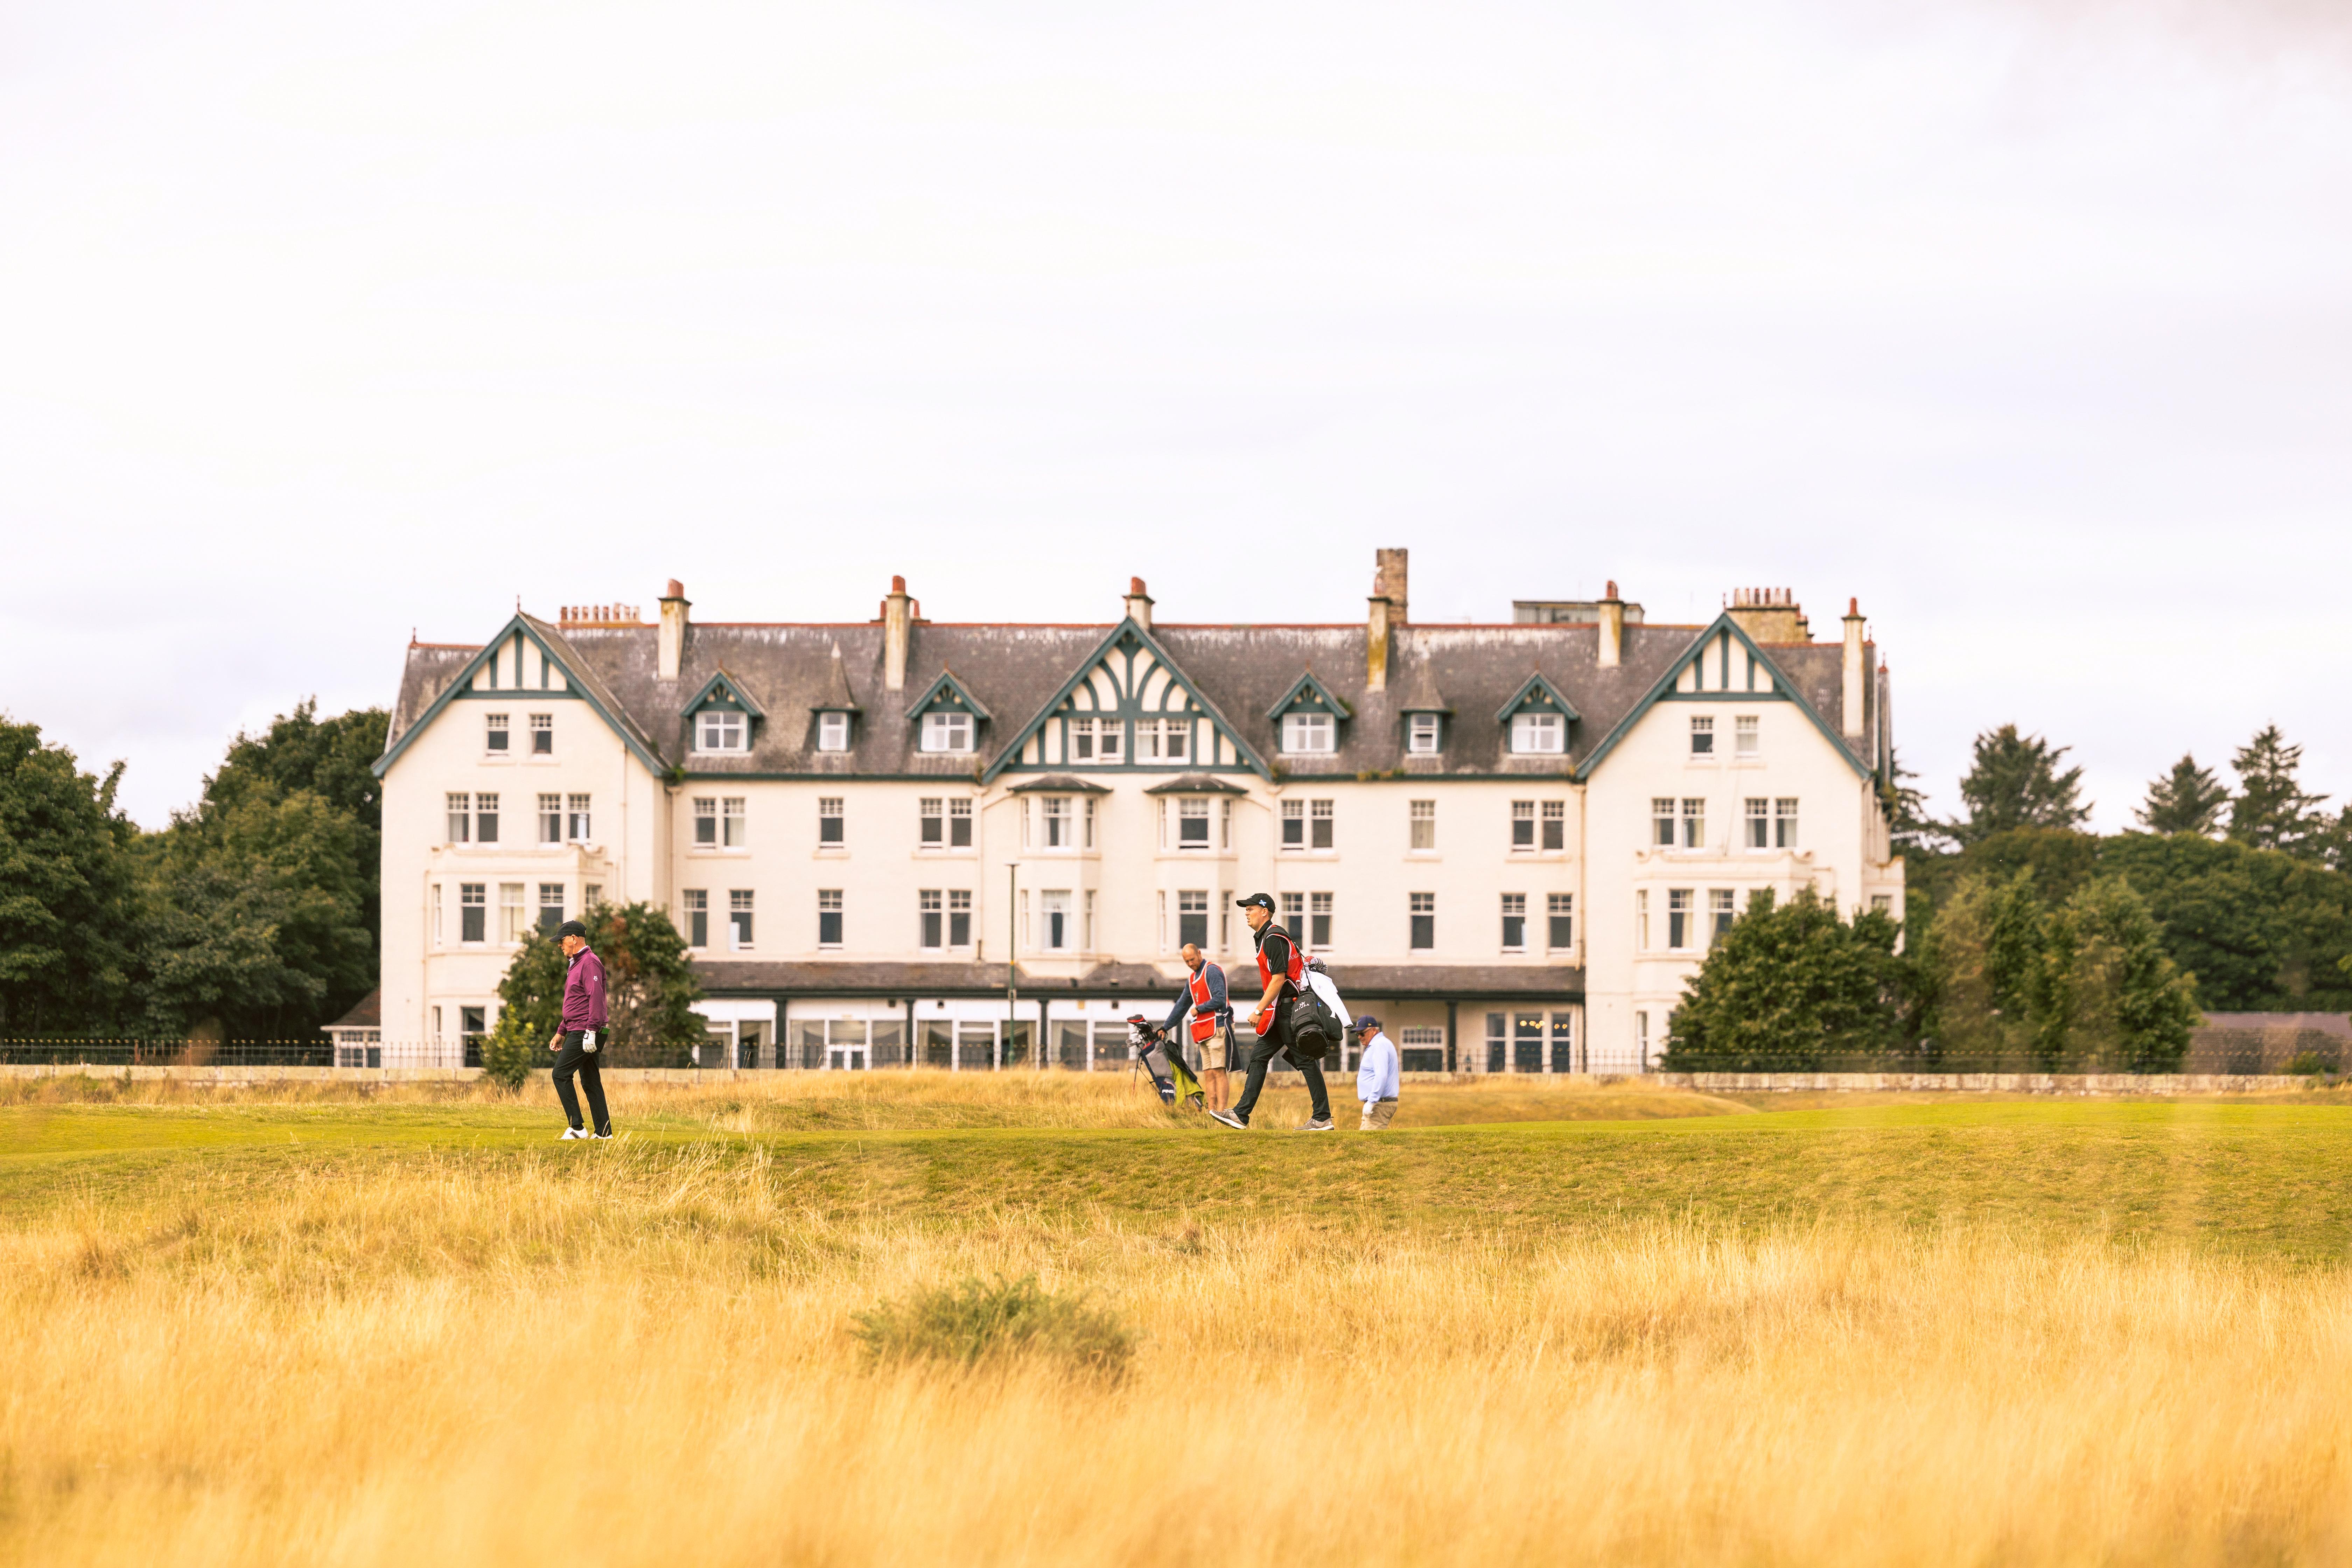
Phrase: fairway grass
[{"left": 7, "top": 1079, "right": 2352, "bottom": 1564}]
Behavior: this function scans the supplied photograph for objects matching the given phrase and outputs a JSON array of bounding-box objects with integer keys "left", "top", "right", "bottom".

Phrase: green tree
[
  {"left": 1881, "top": 748, "right": 1951, "bottom": 858},
  {"left": 131, "top": 787, "right": 372, "bottom": 1039},
  {"left": 1662, "top": 888, "right": 1904, "bottom": 1070},
  {"left": 1924, "top": 870, "right": 2048, "bottom": 1065},
  {"left": 1951, "top": 725, "right": 2090, "bottom": 845},
  {"left": 203, "top": 700, "right": 390, "bottom": 979},
  {"left": 2136, "top": 754, "right": 2230, "bottom": 838},
  {"left": 2100, "top": 832, "right": 2352, "bottom": 1013},
  {"left": 490, "top": 902, "right": 704, "bottom": 1069},
  {"left": 0, "top": 719, "right": 138, "bottom": 1035},
  {"left": 1929, "top": 870, "right": 2201, "bottom": 1071},
  {"left": 2228, "top": 724, "right": 2328, "bottom": 858}
]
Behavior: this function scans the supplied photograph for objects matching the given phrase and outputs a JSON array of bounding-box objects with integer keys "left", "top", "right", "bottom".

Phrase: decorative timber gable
[
  {"left": 372, "top": 613, "right": 664, "bottom": 778},
  {"left": 986, "top": 619, "right": 1267, "bottom": 782},
  {"left": 1574, "top": 611, "right": 1872, "bottom": 782}
]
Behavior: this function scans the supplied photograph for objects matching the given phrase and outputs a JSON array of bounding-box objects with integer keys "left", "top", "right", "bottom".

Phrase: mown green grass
[{"left": 8, "top": 1090, "right": 2352, "bottom": 1258}]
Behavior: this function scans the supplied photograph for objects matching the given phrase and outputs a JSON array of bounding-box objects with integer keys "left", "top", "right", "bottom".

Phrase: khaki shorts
[{"left": 1198, "top": 1026, "right": 1232, "bottom": 1072}]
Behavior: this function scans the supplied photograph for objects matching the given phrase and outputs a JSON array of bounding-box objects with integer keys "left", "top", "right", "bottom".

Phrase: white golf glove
[{"left": 582, "top": 1030, "right": 599, "bottom": 1054}]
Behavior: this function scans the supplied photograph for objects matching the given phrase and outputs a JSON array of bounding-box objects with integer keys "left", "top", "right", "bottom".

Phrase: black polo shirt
[{"left": 1255, "top": 925, "right": 1299, "bottom": 1002}]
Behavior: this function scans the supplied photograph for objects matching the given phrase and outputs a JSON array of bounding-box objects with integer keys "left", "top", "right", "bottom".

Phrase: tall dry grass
[{"left": 7, "top": 1140, "right": 2352, "bottom": 1565}]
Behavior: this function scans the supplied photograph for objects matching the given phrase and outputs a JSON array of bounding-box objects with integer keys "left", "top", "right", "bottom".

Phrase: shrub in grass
[
  {"left": 478, "top": 1008, "right": 541, "bottom": 1091},
  {"left": 852, "top": 1274, "right": 1132, "bottom": 1381},
  {"left": 2284, "top": 1050, "right": 2338, "bottom": 1077}
]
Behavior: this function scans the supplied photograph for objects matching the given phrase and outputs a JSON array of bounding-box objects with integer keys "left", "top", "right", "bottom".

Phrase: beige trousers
[{"left": 1360, "top": 1098, "right": 1398, "bottom": 1131}]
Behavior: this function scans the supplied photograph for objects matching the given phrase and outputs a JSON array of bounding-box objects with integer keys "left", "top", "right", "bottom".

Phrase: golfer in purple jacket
[{"left": 546, "top": 920, "right": 612, "bottom": 1140}]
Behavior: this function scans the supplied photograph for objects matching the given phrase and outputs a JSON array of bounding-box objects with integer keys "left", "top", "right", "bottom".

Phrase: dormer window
[
  {"left": 1282, "top": 713, "right": 1334, "bottom": 755},
  {"left": 923, "top": 712, "right": 973, "bottom": 754},
  {"left": 817, "top": 712, "right": 851, "bottom": 752},
  {"left": 698, "top": 711, "right": 746, "bottom": 752},
  {"left": 1407, "top": 713, "right": 1442, "bottom": 754},
  {"left": 1511, "top": 712, "right": 1564, "bottom": 755}
]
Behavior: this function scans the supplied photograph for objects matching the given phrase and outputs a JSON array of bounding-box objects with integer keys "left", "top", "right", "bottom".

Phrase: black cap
[
  {"left": 555, "top": 920, "right": 590, "bottom": 942},
  {"left": 1235, "top": 893, "right": 1275, "bottom": 911}
]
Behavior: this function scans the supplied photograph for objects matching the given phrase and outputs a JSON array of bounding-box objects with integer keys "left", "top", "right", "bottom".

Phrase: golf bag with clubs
[{"left": 1124, "top": 1015, "right": 1205, "bottom": 1108}]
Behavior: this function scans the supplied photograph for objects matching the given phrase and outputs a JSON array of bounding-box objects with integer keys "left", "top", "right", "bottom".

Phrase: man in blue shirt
[{"left": 1353, "top": 1014, "right": 1400, "bottom": 1131}]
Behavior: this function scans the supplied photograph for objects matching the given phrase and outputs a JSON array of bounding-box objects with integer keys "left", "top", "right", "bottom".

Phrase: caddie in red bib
[
  {"left": 1206, "top": 894, "right": 1336, "bottom": 1132},
  {"left": 1161, "top": 939, "right": 1236, "bottom": 1116}
]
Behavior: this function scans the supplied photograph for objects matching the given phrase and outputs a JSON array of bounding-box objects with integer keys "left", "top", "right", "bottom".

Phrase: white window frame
[
  {"left": 1775, "top": 797, "right": 1799, "bottom": 849},
  {"left": 1500, "top": 893, "right": 1526, "bottom": 953},
  {"left": 1407, "top": 713, "right": 1441, "bottom": 754},
  {"left": 528, "top": 713, "right": 553, "bottom": 755},
  {"left": 1680, "top": 798, "right": 1706, "bottom": 850},
  {"left": 1745, "top": 798, "right": 1770, "bottom": 850},
  {"left": 697, "top": 710, "right": 747, "bottom": 753},
  {"left": 693, "top": 796, "right": 719, "bottom": 847},
  {"left": 1689, "top": 715, "right": 1714, "bottom": 756},
  {"left": 732, "top": 889, "right": 758, "bottom": 951},
  {"left": 1546, "top": 893, "right": 1574, "bottom": 952},
  {"left": 446, "top": 792, "right": 471, "bottom": 845},
  {"left": 1735, "top": 714, "right": 1759, "bottom": 757},
  {"left": 1176, "top": 796, "right": 1211, "bottom": 849},
  {"left": 1041, "top": 890, "right": 1072, "bottom": 951},
  {"left": 1281, "top": 711, "right": 1335, "bottom": 755},
  {"left": 565, "top": 793, "right": 592, "bottom": 844},
  {"left": 725, "top": 797, "right": 749, "bottom": 848},
  {"left": 1042, "top": 796, "right": 1072, "bottom": 849},
  {"left": 1409, "top": 799, "right": 1436, "bottom": 852},
  {"left": 537, "top": 793, "right": 562, "bottom": 846},
  {"left": 1651, "top": 797, "right": 1676, "bottom": 848},
  {"left": 817, "top": 711, "right": 851, "bottom": 752},
  {"left": 485, "top": 713, "right": 510, "bottom": 754},
  {"left": 921, "top": 711, "right": 974, "bottom": 754},
  {"left": 1510, "top": 711, "right": 1563, "bottom": 755}
]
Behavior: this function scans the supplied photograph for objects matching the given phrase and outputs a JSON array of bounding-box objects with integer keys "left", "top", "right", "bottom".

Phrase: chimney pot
[
  {"left": 1605, "top": 580, "right": 1618, "bottom": 600},
  {"left": 1130, "top": 576, "right": 1146, "bottom": 596},
  {"left": 892, "top": 574, "right": 906, "bottom": 594},
  {"left": 665, "top": 579, "right": 684, "bottom": 600},
  {"left": 1848, "top": 596, "right": 1859, "bottom": 616},
  {"left": 1123, "top": 578, "right": 1154, "bottom": 630}
]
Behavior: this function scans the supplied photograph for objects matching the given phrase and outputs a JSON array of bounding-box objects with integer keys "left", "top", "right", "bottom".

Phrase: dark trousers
[
  {"left": 553, "top": 1030, "right": 611, "bottom": 1135},
  {"left": 1231, "top": 1008, "right": 1331, "bottom": 1125}
]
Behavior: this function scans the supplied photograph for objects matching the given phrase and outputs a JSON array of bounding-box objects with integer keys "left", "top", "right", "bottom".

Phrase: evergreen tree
[
  {"left": 2229, "top": 725, "right": 2329, "bottom": 858},
  {"left": 1928, "top": 870, "right": 2200, "bottom": 1071},
  {"left": 1662, "top": 888, "right": 1904, "bottom": 1070},
  {"left": 1880, "top": 748, "right": 1951, "bottom": 856},
  {"left": 0, "top": 719, "right": 138, "bottom": 1035},
  {"left": 490, "top": 901, "right": 704, "bottom": 1069},
  {"left": 1925, "top": 870, "right": 2047, "bottom": 1065},
  {"left": 2135, "top": 754, "right": 2230, "bottom": 838},
  {"left": 1951, "top": 725, "right": 2089, "bottom": 845}
]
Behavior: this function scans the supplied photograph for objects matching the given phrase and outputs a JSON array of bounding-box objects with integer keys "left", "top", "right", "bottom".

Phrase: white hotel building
[{"left": 373, "top": 551, "right": 1902, "bottom": 1073}]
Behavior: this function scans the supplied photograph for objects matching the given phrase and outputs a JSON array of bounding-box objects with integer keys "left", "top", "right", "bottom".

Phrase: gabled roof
[
  {"left": 680, "top": 668, "right": 766, "bottom": 720},
  {"left": 908, "top": 668, "right": 992, "bottom": 723},
  {"left": 1495, "top": 672, "right": 1580, "bottom": 724},
  {"left": 981, "top": 617, "right": 1271, "bottom": 784},
  {"left": 1266, "top": 669, "right": 1353, "bottom": 722},
  {"left": 383, "top": 601, "right": 1883, "bottom": 782},
  {"left": 1572, "top": 611, "right": 1871, "bottom": 782},
  {"left": 374, "top": 613, "right": 665, "bottom": 778}
]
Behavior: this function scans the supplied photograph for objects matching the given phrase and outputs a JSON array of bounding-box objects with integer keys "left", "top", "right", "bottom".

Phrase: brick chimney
[
  {"left": 882, "top": 575, "right": 913, "bottom": 692},
  {"left": 1842, "top": 598, "right": 1867, "bottom": 739},
  {"left": 1596, "top": 580, "right": 1624, "bottom": 668},
  {"left": 657, "top": 579, "right": 690, "bottom": 681},
  {"left": 1373, "top": 548, "right": 1408, "bottom": 623},
  {"left": 1124, "top": 576, "right": 1154, "bottom": 630}
]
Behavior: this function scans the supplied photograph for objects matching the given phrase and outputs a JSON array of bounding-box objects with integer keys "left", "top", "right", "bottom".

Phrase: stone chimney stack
[
  {"left": 1373, "top": 548, "right": 1409, "bottom": 623},
  {"left": 882, "top": 575, "right": 913, "bottom": 692},
  {"left": 1124, "top": 576, "right": 1154, "bottom": 630},
  {"left": 1366, "top": 596, "right": 1392, "bottom": 691},
  {"left": 1841, "top": 598, "right": 1867, "bottom": 739},
  {"left": 657, "top": 579, "right": 690, "bottom": 681},
  {"left": 1596, "top": 580, "right": 1624, "bottom": 668}
]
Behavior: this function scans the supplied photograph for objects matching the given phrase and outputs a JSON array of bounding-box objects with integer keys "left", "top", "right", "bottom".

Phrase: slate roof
[{"left": 386, "top": 614, "right": 1882, "bottom": 780}]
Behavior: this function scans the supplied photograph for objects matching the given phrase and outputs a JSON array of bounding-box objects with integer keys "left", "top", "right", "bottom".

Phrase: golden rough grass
[{"left": 8, "top": 1140, "right": 2352, "bottom": 1565}]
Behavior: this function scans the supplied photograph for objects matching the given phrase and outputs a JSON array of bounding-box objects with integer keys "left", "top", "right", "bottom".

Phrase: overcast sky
[{"left": 4, "top": 0, "right": 2348, "bottom": 830}]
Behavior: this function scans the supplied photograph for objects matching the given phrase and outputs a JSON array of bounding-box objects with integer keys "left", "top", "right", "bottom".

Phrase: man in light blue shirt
[{"left": 1353, "top": 1014, "right": 1399, "bottom": 1131}]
